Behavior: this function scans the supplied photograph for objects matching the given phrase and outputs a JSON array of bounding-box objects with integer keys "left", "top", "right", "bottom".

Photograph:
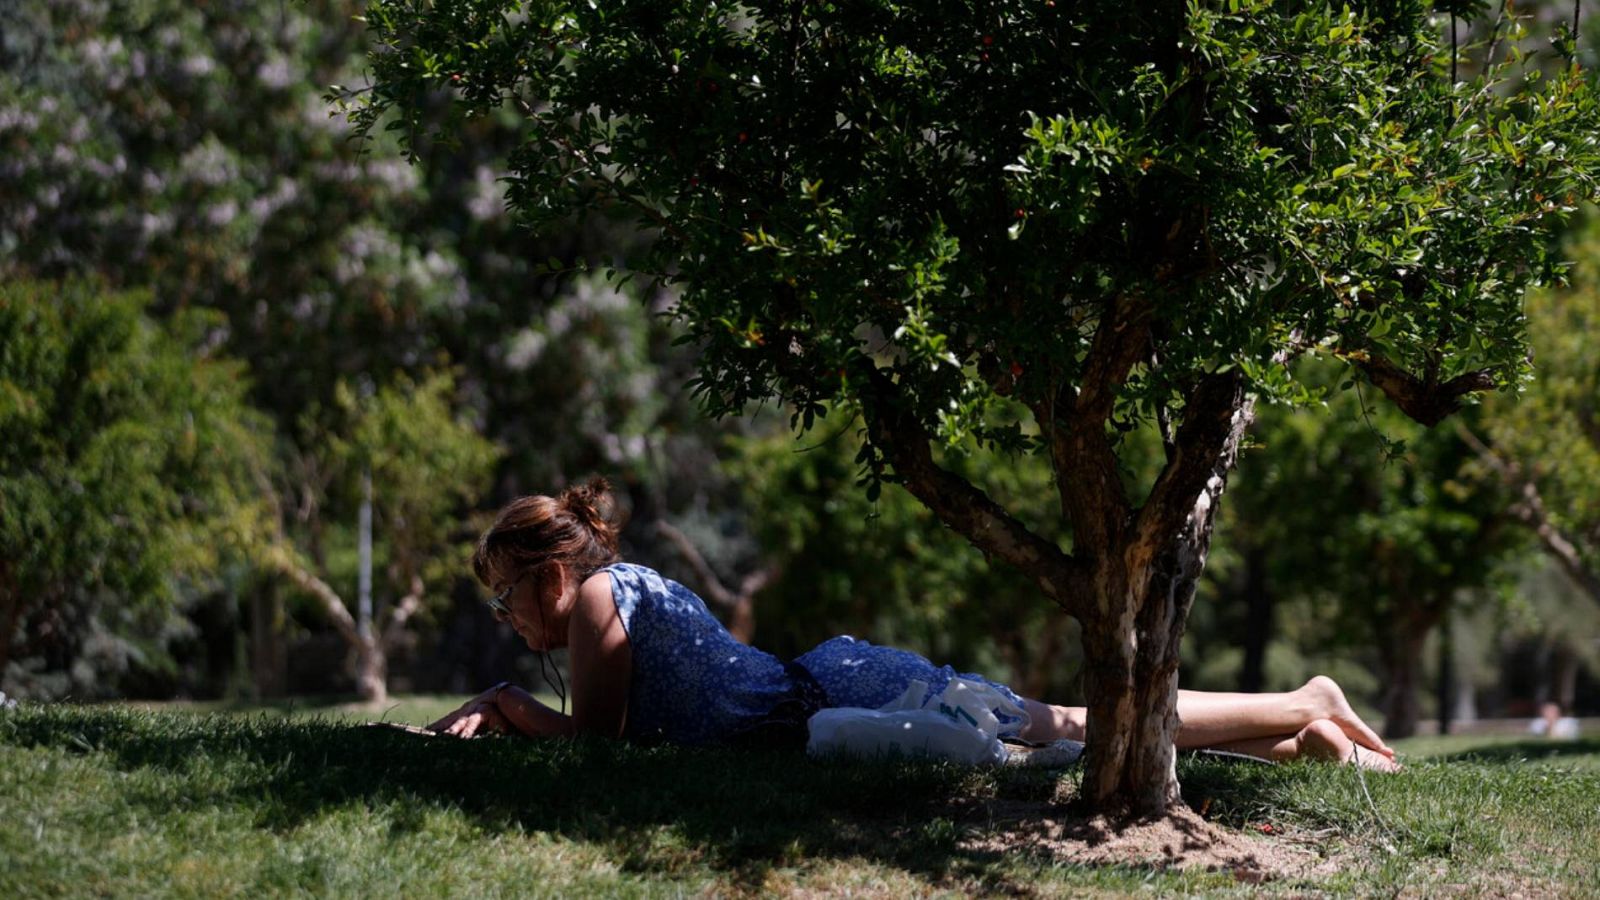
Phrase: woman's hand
[{"left": 428, "top": 685, "right": 512, "bottom": 738}]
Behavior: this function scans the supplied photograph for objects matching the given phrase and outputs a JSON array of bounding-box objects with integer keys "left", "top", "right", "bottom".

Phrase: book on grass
[{"left": 359, "top": 721, "right": 439, "bottom": 737}]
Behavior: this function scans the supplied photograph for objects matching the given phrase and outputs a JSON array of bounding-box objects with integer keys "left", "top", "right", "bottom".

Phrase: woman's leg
[
  {"left": 1019, "top": 698, "right": 1087, "bottom": 743},
  {"left": 796, "top": 636, "right": 1033, "bottom": 738},
  {"left": 1206, "top": 720, "right": 1402, "bottom": 771},
  {"left": 1018, "top": 676, "right": 1394, "bottom": 760},
  {"left": 1172, "top": 676, "right": 1392, "bottom": 757}
]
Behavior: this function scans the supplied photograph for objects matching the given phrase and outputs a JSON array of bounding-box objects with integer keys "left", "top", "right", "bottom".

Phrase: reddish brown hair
[{"left": 472, "top": 476, "right": 622, "bottom": 589}]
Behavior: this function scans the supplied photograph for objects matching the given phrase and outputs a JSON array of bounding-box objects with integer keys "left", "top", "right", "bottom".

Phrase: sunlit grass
[{"left": 1394, "top": 731, "right": 1600, "bottom": 770}]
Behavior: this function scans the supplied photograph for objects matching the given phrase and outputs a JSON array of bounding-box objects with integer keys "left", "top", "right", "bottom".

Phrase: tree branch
[
  {"left": 737, "top": 567, "right": 777, "bottom": 602},
  {"left": 1077, "top": 294, "right": 1155, "bottom": 425},
  {"left": 1031, "top": 295, "right": 1152, "bottom": 556},
  {"left": 381, "top": 573, "right": 426, "bottom": 653},
  {"left": 860, "top": 366, "right": 1087, "bottom": 614},
  {"left": 259, "top": 541, "right": 362, "bottom": 649},
  {"left": 247, "top": 463, "right": 364, "bottom": 652},
  {"left": 1134, "top": 389, "right": 1254, "bottom": 726},
  {"left": 654, "top": 520, "right": 735, "bottom": 610},
  {"left": 655, "top": 520, "right": 769, "bottom": 643},
  {"left": 1342, "top": 348, "right": 1494, "bottom": 426},
  {"left": 1133, "top": 370, "right": 1250, "bottom": 563},
  {"left": 1457, "top": 423, "right": 1600, "bottom": 605}
]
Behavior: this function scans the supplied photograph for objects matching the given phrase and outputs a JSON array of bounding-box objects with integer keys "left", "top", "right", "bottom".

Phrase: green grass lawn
[{"left": 3, "top": 702, "right": 1597, "bottom": 897}]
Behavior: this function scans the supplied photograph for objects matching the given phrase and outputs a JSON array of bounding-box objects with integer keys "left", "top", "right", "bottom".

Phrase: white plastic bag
[
  {"left": 805, "top": 678, "right": 1030, "bottom": 766},
  {"left": 928, "top": 677, "right": 1029, "bottom": 738}
]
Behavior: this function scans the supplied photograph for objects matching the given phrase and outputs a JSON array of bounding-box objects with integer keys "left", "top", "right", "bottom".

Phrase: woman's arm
[
  {"left": 428, "top": 683, "right": 574, "bottom": 738},
  {"left": 493, "top": 685, "right": 576, "bottom": 737},
  {"left": 436, "top": 572, "right": 631, "bottom": 740},
  {"left": 489, "top": 573, "right": 631, "bottom": 738},
  {"left": 565, "top": 571, "right": 631, "bottom": 738}
]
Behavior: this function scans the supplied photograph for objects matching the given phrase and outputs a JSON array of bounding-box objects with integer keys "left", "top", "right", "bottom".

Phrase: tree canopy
[{"left": 354, "top": 0, "right": 1592, "bottom": 435}]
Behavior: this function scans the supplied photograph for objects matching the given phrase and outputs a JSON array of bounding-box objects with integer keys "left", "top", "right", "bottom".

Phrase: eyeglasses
[{"left": 487, "top": 574, "right": 523, "bottom": 620}]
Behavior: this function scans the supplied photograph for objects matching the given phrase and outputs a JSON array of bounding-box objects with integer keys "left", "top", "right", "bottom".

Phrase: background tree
[
  {"left": 0, "top": 279, "right": 269, "bottom": 698},
  {"left": 0, "top": 0, "right": 489, "bottom": 696},
  {"left": 1469, "top": 218, "right": 1600, "bottom": 614},
  {"left": 1199, "top": 364, "right": 1517, "bottom": 736},
  {"left": 0, "top": 0, "right": 759, "bottom": 697},
  {"left": 353, "top": 1, "right": 1600, "bottom": 815},
  {"left": 1492, "top": 555, "right": 1600, "bottom": 715},
  {"left": 247, "top": 373, "right": 500, "bottom": 703}
]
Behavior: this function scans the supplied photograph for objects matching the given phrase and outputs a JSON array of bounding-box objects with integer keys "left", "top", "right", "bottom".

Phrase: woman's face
[{"left": 494, "top": 563, "right": 567, "bottom": 651}]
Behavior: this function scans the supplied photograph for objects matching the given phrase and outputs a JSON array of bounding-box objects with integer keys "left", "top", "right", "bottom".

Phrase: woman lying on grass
[{"left": 430, "top": 478, "right": 1401, "bottom": 772}]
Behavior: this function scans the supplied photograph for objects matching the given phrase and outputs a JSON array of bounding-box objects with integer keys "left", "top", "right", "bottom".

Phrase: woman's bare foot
[
  {"left": 1302, "top": 676, "right": 1395, "bottom": 760},
  {"left": 1297, "top": 719, "right": 1403, "bottom": 772}
]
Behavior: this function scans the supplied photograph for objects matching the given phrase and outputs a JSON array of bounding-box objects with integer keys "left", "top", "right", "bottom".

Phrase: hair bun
[
  {"left": 559, "top": 476, "right": 618, "bottom": 547},
  {"left": 473, "top": 477, "right": 623, "bottom": 588}
]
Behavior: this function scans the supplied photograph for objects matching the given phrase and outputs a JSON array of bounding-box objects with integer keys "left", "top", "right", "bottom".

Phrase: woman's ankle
[{"left": 1297, "top": 675, "right": 1340, "bottom": 723}]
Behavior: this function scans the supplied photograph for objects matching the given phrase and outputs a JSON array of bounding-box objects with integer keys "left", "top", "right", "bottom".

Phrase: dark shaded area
[
  {"left": 0, "top": 707, "right": 1354, "bottom": 890},
  {"left": 0, "top": 707, "right": 1065, "bottom": 892}
]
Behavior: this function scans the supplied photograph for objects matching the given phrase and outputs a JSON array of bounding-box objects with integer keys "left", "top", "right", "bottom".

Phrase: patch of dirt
[{"left": 958, "top": 797, "right": 1327, "bottom": 883}]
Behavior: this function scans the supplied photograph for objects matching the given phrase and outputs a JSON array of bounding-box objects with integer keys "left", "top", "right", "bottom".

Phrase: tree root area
[{"left": 958, "top": 799, "right": 1322, "bottom": 882}]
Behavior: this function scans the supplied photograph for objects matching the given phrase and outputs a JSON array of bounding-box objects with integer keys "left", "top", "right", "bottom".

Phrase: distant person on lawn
[{"left": 429, "top": 478, "right": 1401, "bottom": 771}]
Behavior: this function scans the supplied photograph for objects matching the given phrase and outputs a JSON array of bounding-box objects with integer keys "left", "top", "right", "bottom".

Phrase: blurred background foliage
[{"left": 1, "top": 0, "right": 1597, "bottom": 733}]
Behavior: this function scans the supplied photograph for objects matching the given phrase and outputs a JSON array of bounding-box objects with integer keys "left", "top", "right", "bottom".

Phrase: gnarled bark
[{"left": 1081, "top": 392, "right": 1255, "bottom": 815}]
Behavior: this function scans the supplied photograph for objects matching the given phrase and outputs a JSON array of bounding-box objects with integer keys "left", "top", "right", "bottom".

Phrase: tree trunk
[
  {"left": 1080, "top": 397, "right": 1255, "bottom": 816},
  {"left": 261, "top": 541, "right": 387, "bottom": 703},
  {"left": 860, "top": 343, "right": 1252, "bottom": 818},
  {"left": 1436, "top": 608, "right": 1454, "bottom": 736},
  {"left": 1381, "top": 617, "right": 1432, "bottom": 739},
  {"left": 250, "top": 585, "right": 286, "bottom": 699},
  {"left": 353, "top": 634, "right": 387, "bottom": 705},
  {"left": 0, "top": 561, "right": 19, "bottom": 683},
  {"left": 1239, "top": 545, "right": 1272, "bottom": 693},
  {"left": 1552, "top": 643, "right": 1579, "bottom": 713},
  {"left": 1080, "top": 579, "right": 1183, "bottom": 816}
]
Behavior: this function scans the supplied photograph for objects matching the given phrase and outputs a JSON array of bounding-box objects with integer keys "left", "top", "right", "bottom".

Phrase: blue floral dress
[{"left": 601, "top": 563, "right": 1028, "bottom": 745}]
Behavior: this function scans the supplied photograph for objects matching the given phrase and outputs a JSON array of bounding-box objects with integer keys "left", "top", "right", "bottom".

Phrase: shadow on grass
[
  {"left": 1433, "top": 738, "right": 1600, "bottom": 765},
  {"left": 1, "top": 706, "right": 1293, "bottom": 892}
]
